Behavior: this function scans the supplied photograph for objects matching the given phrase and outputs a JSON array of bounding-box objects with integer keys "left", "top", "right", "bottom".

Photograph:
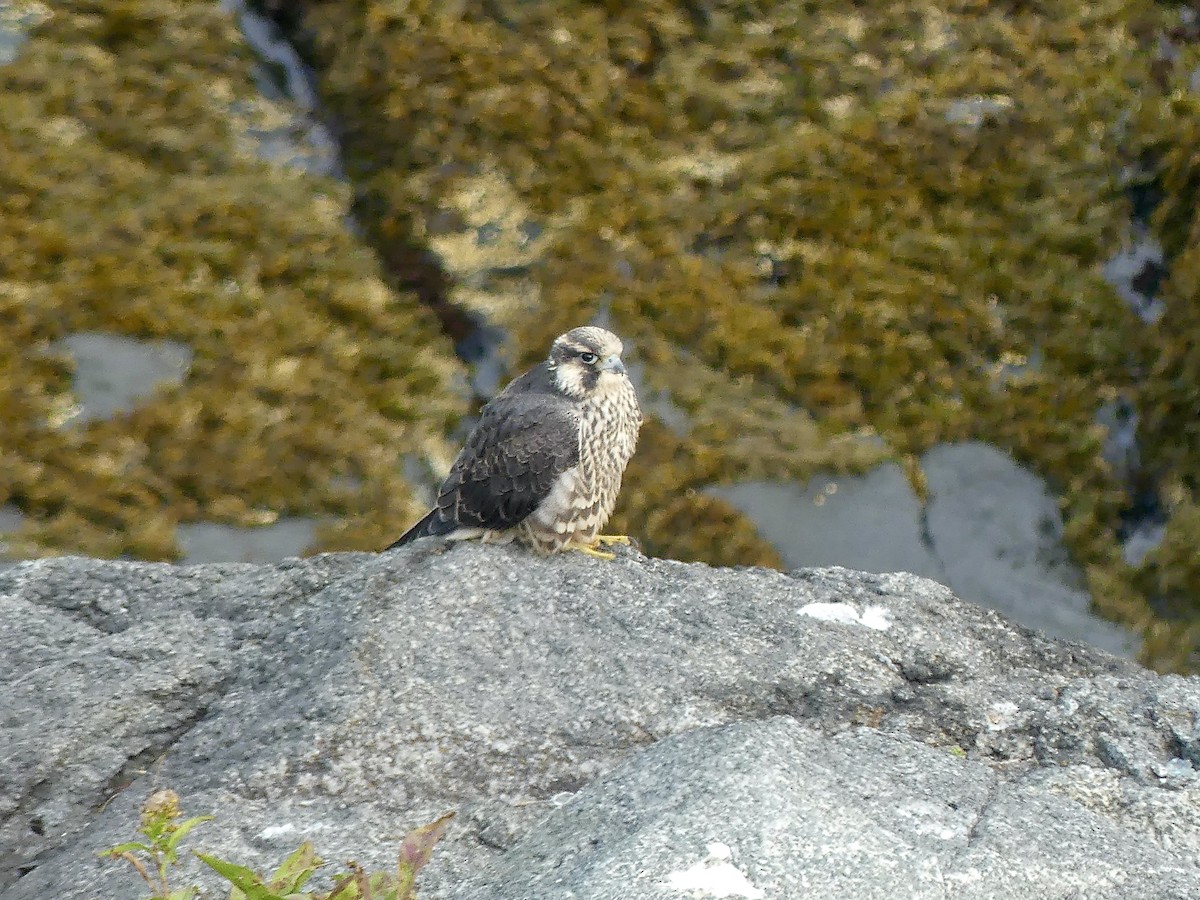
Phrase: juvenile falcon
[{"left": 387, "top": 326, "right": 642, "bottom": 559}]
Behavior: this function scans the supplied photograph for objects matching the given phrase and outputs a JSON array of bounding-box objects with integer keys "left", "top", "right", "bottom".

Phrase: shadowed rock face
[{"left": 2, "top": 547, "right": 1197, "bottom": 899}]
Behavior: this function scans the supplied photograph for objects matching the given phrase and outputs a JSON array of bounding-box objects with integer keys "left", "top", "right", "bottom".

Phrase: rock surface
[
  {"left": 1, "top": 546, "right": 1197, "bottom": 899},
  {"left": 715, "top": 442, "right": 1139, "bottom": 658},
  {"left": 52, "top": 333, "right": 193, "bottom": 427}
]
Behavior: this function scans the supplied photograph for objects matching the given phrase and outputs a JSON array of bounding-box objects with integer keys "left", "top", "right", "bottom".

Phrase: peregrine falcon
[{"left": 387, "top": 326, "right": 642, "bottom": 559}]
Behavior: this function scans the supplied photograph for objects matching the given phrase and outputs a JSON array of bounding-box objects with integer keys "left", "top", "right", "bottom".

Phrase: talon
[
  {"left": 568, "top": 542, "right": 616, "bottom": 560},
  {"left": 593, "top": 534, "right": 631, "bottom": 546}
]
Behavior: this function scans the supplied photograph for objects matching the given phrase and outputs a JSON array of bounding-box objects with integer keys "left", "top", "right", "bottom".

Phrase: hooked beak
[{"left": 601, "top": 355, "right": 627, "bottom": 376}]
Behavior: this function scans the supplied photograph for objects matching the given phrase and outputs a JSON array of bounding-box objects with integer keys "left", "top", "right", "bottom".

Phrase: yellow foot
[
  {"left": 568, "top": 543, "right": 616, "bottom": 561},
  {"left": 593, "top": 534, "right": 631, "bottom": 547}
]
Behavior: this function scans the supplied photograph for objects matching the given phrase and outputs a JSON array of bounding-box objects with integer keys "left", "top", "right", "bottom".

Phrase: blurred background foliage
[{"left": 1, "top": 0, "right": 1198, "bottom": 670}]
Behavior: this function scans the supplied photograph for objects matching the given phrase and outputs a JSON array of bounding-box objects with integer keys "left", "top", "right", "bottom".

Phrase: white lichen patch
[
  {"left": 799, "top": 601, "right": 893, "bottom": 631},
  {"left": 663, "top": 842, "right": 765, "bottom": 899},
  {"left": 258, "top": 822, "right": 298, "bottom": 840},
  {"left": 984, "top": 700, "right": 1021, "bottom": 731}
]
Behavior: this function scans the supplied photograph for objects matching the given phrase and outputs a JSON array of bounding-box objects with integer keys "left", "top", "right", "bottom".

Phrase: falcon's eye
[{"left": 579, "top": 352, "right": 599, "bottom": 365}]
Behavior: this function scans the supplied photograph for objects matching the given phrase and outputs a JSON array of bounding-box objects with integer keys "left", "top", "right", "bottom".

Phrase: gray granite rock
[
  {"left": 0, "top": 546, "right": 1195, "bottom": 899},
  {"left": 176, "top": 518, "right": 320, "bottom": 564},
  {"left": 460, "top": 718, "right": 1199, "bottom": 899},
  {"left": 710, "top": 463, "right": 944, "bottom": 580},
  {"left": 922, "top": 442, "right": 1137, "bottom": 658},
  {"left": 52, "top": 332, "right": 193, "bottom": 426},
  {"left": 709, "top": 441, "right": 1138, "bottom": 657}
]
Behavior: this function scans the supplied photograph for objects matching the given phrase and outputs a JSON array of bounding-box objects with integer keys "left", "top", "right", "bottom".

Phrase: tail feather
[{"left": 384, "top": 508, "right": 455, "bottom": 551}]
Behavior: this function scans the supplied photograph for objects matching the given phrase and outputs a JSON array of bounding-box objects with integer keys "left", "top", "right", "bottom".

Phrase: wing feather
[{"left": 435, "top": 391, "right": 579, "bottom": 531}]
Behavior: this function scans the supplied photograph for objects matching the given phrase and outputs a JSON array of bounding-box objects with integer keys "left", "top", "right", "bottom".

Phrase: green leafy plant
[
  {"left": 198, "top": 812, "right": 455, "bottom": 900},
  {"left": 197, "top": 842, "right": 322, "bottom": 900},
  {"left": 103, "top": 789, "right": 454, "bottom": 900},
  {"left": 101, "top": 789, "right": 213, "bottom": 900}
]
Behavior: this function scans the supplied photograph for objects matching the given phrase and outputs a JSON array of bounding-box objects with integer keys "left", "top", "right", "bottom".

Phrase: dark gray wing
[
  {"left": 439, "top": 391, "right": 580, "bottom": 530},
  {"left": 387, "top": 388, "right": 579, "bottom": 548}
]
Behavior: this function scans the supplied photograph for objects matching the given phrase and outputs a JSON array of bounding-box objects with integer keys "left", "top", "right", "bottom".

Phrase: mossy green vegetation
[
  {"left": 297, "top": 0, "right": 1200, "bottom": 669},
  {"left": 1131, "top": 218, "right": 1200, "bottom": 660},
  {"left": 1121, "top": 20, "right": 1200, "bottom": 670},
  {"left": 0, "top": 0, "right": 465, "bottom": 559}
]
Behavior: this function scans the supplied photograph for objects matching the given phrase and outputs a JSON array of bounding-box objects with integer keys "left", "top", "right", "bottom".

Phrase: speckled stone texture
[{"left": 1, "top": 547, "right": 1197, "bottom": 898}]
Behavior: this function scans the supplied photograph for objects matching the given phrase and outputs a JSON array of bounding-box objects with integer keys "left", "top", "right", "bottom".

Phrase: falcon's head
[{"left": 547, "top": 326, "right": 628, "bottom": 400}]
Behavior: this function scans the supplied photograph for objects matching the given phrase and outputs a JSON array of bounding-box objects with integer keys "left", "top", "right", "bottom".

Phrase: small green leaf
[
  {"left": 164, "top": 815, "right": 214, "bottom": 857},
  {"left": 142, "top": 817, "right": 168, "bottom": 844},
  {"left": 324, "top": 874, "right": 362, "bottom": 900},
  {"left": 99, "top": 841, "right": 153, "bottom": 857},
  {"left": 266, "top": 840, "right": 322, "bottom": 893},
  {"left": 197, "top": 853, "right": 283, "bottom": 900},
  {"left": 395, "top": 812, "right": 454, "bottom": 897},
  {"left": 395, "top": 867, "right": 415, "bottom": 898},
  {"left": 167, "top": 888, "right": 199, "bottom": 900},
  {"left": 365, "top": 871, "right": 399, "bottom": 900}
]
